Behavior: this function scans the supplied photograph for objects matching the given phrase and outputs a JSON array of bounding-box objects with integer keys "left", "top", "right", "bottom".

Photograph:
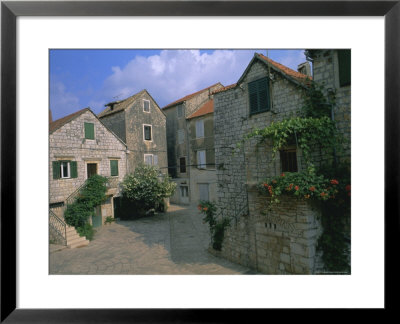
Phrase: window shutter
[
  {"left": 110, "top": 160, "right": 119, "bottom": 176},
  {"left": 196, "top": 120, "right": 204, "bottom": 138},
  {"left": 153, "top": 155, "right": 158, "bottom": 166},
  {"left": 249, "top": 77, "right": 270, "bottom": 114},
  {"left": 248, "top": 81, "right": 258, "bottom": 114},
  {"left": 70, "top": 161, "right": 78, "bottom": 178},
  {"left": 338, "top": 50, "right": 351, "bottom": 86},
  {"left": 52, "top": 161, "right": 61, "bottom": 179},
  {"left": 258, "top": 78, "right": 270, "bottom": 112},
  {"left": 84, "top": 123, "right": 95, "bottom": 139}
]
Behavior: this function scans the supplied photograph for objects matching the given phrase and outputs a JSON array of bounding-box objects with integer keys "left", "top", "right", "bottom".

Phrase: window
[
  {"left": 280, "top": 149, "right": 298, "bottom": 173},
  {"left": 144, "top": 154, "right": 153, "bottom": 165},
  {"left": 178, "top": 129, "right": 185, "bottom": 144},
  {"left": 177, "top": 105, "right": 183, "bottom": 118},
  {"left": 338, "top": 50, "right": 351, "bottom": 87},
  {"left": 110, "top": 160, "right": 119, "bottom": 176},
  {"left": 195, "top": 119, "right": 204, "bottom": 138},
  {"left": 179, "top": 157, "right": 186, "bottom": 173},
  {"left": 143, "top": 99, "right": 150, "bottom": 112},
  {"left": 180, "top": 186, "right": 189, "bottom": 197},
  {"left": 143, "top": 125, "right": 152, "bottom": 141},
  {"left": 198, "top": 183, "right": 209, "bottom": 201},
  {"left": 197, "top": 150, "right": 206, "bottom": 169},
  {"left": 52, "top": 160, "right": 78, "bottom": 179},
  {"left": 84, "top": 122, "right": 95, "bottom": 139},
  {"left": 248, "top": 77, "right": 270, "bottom": 115}
]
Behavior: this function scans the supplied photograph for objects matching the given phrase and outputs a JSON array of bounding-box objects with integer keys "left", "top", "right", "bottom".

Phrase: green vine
[
  {"left": 198, "top": 201, "right": 230, "bottom": 251},
  {"left": 241, "top": 80, "right": 350, "bottom": 273},
  {"left": 64, "top": 175, "right": 108, "bottom": 240}
]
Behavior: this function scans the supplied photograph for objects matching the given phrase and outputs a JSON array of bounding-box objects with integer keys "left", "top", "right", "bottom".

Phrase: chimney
[{"left": 297, "top": 62, "right": 311, "bottom": 77}]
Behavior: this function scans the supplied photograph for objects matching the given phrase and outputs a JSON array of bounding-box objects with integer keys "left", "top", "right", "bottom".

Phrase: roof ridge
[
  {"left": 163, "top": 82, "right": 222, "bottom": 109},
  {"left": 256, "top": 53, "right": 312, "bottom": 81}
]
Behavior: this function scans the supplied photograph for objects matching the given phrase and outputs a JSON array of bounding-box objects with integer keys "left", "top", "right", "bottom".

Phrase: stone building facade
[
  {"left": 98, "top": 90, "right": 167, "bottom": 175},
  {"left": 213, "top": 51, "right": 351, "bottom": 274},
  {"left": 49, "top": 108, "right": 128, "bottom": 226},
  {"left": 186, "top": 99, "right": 217, "bottom": 205},
  {"left": 163, "top": 83, "right": 223, "bottom": 204}
]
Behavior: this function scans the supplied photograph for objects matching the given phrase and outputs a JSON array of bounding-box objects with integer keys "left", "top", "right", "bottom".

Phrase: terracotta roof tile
[
  {"left": 212, "top": 83, "right": 237, "bottom": 94},
  {"left": 49, "top": 108, "right": 89, "bottom": 134},
  {"left": 163, "top": 83, "right": 222, "bottom": 109},
  {"left": 98, "top": 90, "right": 145, "bottom": 118},
  {"left": 187, "top": 99, "right": 214, "bottom": 119},
  {"left": 257, "top": 53, "right": 312, "bottom": 83}
]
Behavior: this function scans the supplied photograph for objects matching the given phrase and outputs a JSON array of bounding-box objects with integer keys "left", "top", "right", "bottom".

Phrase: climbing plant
[
  {"left": 64, "top": 175, "right": 108, "bottom": 240},
  {"left": 241, "top": 80, "right": 351, "bottom": 273},
  {"left": 198, "top": 201, "right": 230, "bottom": 251}
]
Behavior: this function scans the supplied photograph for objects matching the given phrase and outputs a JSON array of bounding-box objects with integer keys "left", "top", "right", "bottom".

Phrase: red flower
[
  {"left": 295, "top": 186, "right": 299, "bottom": 191},
  {"left": 330, "top": 179, "right": 339, "bottom": 185},
  {"left": 320, "top": 192, "right": 326, "bottom": 197},
  {"left": 203, "top": 207, "right": 208, "bottom": 211},
  {"left": 281, "top": 173, "right": 285, "bottom": 177},
  {"left": 263, "top": 183, "right": 268, "bottom": 188},
  {"left": 309, "top": 186, "right": 315, "bottom": 192},
  {"left": 346, "top": 184, "right": 351, "bottom": 191},
  {"left": 197, "top": 205, "right": 202, "bottom": 211}
]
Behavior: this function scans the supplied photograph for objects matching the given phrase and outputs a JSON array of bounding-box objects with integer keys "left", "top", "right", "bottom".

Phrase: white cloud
[
  {"left": 50, "top": 79, "right": 80, "bottom": 120},
  {"left": 91, "top": 50, "right": 261, "bottom": 112}
]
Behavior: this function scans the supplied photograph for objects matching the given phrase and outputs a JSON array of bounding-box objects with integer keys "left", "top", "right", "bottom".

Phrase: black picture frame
[{"left": 1, "top": 0, "right": 398, "bottom": 322}]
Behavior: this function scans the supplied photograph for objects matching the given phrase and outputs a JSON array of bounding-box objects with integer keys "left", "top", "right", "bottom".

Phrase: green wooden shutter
[
  {"left": 258, "top": 78, "right": 270, "bottom": 112},
  {"left": 249, "top": 77, "right": 270, "bottom": 114},
  {"left": 52, "top": 161, "right": 61, "bottom": 179},
  {"left": 70, "top": 161, "right": 78, "bottom": 178},
  {"left": 248, "top": 81, "right": 258, "bottom": 114},
  {"left": 110, "top": 160, "right": 118, "bottom": 176},
  {"left": 84, "top": 122, "right": 95, "bottom": 139},
  {"left": 338, "top": 50, "right": 351, "bottom": 87}
]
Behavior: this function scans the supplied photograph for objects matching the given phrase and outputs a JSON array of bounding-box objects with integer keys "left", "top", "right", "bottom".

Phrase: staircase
[{"left": 65, "top": 225, "right": 89, "bottom": 248}]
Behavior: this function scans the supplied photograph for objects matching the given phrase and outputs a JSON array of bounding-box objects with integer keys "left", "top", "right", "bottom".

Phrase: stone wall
[
  {"left": 49, "top": 110, "right": 127, "bottom": 204},
  {"left": 213, "top": 53, "right": 350, "bottom": 274},
  {"left": 124, "top": 91, "right": 168, "bottom": 174},
  {"left": 100, "top": 91, "right": 168, "bottom": 175}
]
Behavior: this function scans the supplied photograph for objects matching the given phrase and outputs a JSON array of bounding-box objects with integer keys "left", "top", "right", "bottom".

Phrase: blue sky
[{"left": 50, "top": 49, "right": 308, "bottom": 121}]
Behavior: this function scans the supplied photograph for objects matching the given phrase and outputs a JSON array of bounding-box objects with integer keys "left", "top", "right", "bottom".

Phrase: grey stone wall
[
  {"left": 214, "top": 54, "right": 350, "bottom": 274},
  {"left": 100, "top": 91, "right": 168, "bottom": 175},
  {"left": 49, "top": 110, "right": 127, "bottom": 204},
  {"left": 99, "top": 110, "right": 126, "bottom": 143},
  {"left": 124, "top": 92, "right": 168, "bottom": 174}
]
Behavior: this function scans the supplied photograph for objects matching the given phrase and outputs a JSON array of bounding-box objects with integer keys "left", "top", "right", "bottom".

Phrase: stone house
[
  {"left": 163, "top": 83, "right": 224, "bottom": 205},
  {"left": 98, "top": 89, "right": 167, "bottom": 174},
  {"left": 49, "top": 108, "right": 128, "bottom": 228},
  {"left": 213, "top": 51, "right": 351, "bottom": 274}
]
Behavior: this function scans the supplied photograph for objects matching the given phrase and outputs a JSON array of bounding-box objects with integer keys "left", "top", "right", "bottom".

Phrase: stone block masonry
[{"left": 213, "top": 52, "right": 350, "bottom": 274}]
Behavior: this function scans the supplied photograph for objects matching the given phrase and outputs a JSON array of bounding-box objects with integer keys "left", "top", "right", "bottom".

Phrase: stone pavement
[{"left": 49, "top": 204, "right": 254, "bottom": 275}]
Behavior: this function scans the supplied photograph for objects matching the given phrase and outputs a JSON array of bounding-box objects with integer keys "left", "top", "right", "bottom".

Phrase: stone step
[
  {"left": 68, "top": 238, "right": 89, "bottom": 249},
  {"left": 67, "top": 235, "right": 87, "bottom": 246}
]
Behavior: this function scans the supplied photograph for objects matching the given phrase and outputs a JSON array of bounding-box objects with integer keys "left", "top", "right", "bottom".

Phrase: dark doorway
[{"left": 87, "top": 163, "right": 97, "bottom": 178}]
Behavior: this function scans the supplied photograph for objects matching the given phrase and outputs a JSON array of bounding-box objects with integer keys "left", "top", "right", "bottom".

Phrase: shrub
[
  {"left": 76, "top": 223, "right": 95, "bottom": 241},
  {"left": 121, "top": 164, "right": 176, "bottom": 218}
]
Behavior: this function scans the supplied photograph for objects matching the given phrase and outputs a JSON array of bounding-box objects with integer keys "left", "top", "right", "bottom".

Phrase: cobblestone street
[{"left": 49, "top": 205, "right": 253, "bottom": 275}]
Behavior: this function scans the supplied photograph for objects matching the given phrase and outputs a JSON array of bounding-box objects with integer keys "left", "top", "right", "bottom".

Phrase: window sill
[{"left": 249, "top": 109, "right": 270, "bottom": 117}]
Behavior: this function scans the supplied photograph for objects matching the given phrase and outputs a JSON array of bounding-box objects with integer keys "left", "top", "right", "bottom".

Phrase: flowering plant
[{"left": 259, "top": 166, "right": 350, "bottom": 204}]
